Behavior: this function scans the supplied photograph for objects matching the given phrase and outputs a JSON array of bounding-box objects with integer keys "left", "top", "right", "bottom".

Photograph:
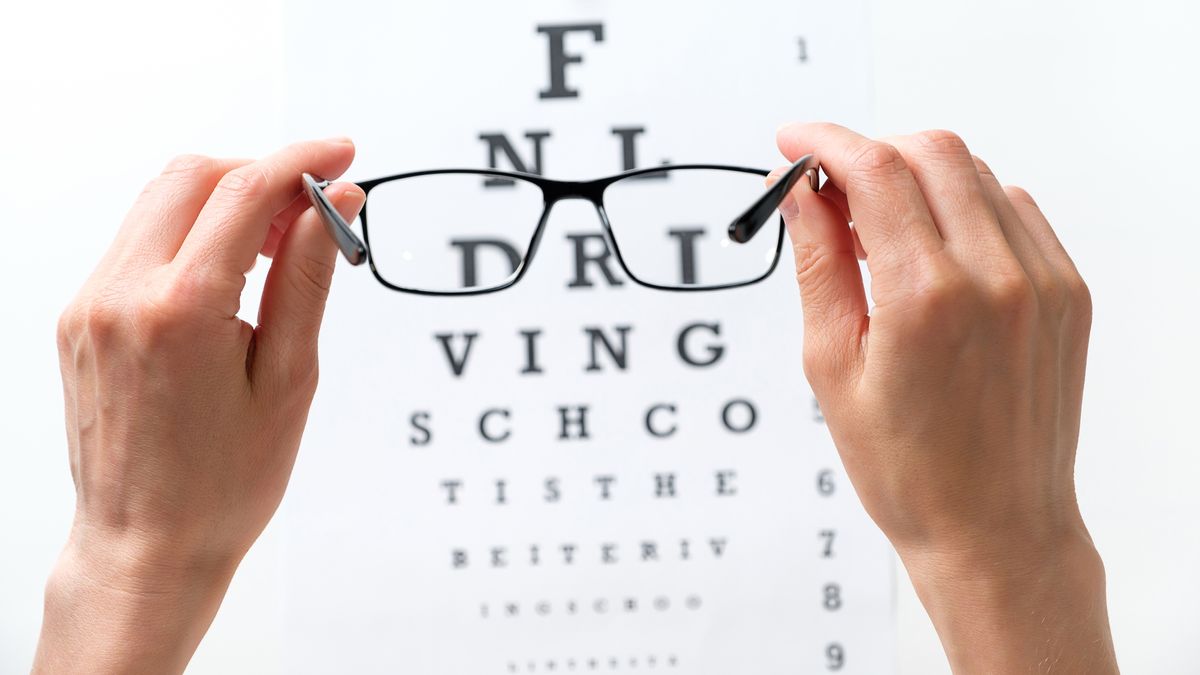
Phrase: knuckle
[
  {"left": 272, "top": 353, "right": 320, "bottom": 402},
  {"left": 81, "top": 299, "right": 124, "bottom": 341},
  {"left": 801, "top": 348, "right": 829, "bottom": 383},
  {"left": 292, "top": 361, "right": 320, "bottom": 395},
  {"left": 290, "top": 252, "right": 336, "bottom": 300},
  {"left": 791, "top": 239, "right": 833, "bottom": 284},
  {"left": 896, "top": 267, "right": 970, "bottom": 337},
  {"left": 161, "top": 153, "right": 213, "bottom": 179},
  {"left": 800, "top": 338, "right": 850, "bottom": 389},
  {"left": 143, "top": 155, "right": 216, "bottom": 199},
  {"left": 847, "top": 140, "right": 907, "bottom": 179},
  {"left": 791, "top": 243, "right": 862, "bottom": 322},
  {"left": 970, "top": 154, "right": 994, "bottom": 177},
  {"left": 1065, "top": 273, "right": 1093, "bottom": 323},
  {"left": 131, "top": 269, "right": 211, "bottom": 342},
  {"left": 1004, "top": 185, "right": 1037, "bottom": 208},
  {"left": 913, "top": 269, "right": 970, "bottom": 315},
  {"left": 804, "top": 121, "right": 846, "bottom": 140},
  {"left": 56, "top": 305, "right": 80, "bottom": 350},
  {"left": 987, "top": 271, "right": 1037, "bottom": 314},
  {"left": 215, "top": 165, "right": 269, "bottom": 202},
  {"left": 1032, "top": 274, "right": 1068, "bottom": 314},
  {"left": 912, "top": 129, "right": 970, "bottom": 157},
  {"left": 135, "top": 287, "right": 187, "bottom": 339},
  {"left": 913, "top": 256, "right": 989, "bottom": 308}
]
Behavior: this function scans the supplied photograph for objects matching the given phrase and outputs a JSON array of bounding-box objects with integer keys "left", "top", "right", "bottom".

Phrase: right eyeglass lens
[
  {"left": 363, "top": 172, "right": 545, "bottom": 293},
  {"left": 602, "top": 167, "right": 781, "bottom": 290}
]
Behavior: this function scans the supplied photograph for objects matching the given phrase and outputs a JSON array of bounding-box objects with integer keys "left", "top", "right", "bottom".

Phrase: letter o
[{"left": 721, "top": 398, "right": 757, "bottom": 433}]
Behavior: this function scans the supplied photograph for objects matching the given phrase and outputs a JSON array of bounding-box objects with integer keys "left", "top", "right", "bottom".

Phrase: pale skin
[{"left": 35, "top": 125, "right": 1118, "bottom": 673}]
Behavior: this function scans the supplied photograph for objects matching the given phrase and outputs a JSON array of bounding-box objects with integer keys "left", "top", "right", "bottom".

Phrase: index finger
[
  {"left": 777, "top": 123, "right": 943, "bottom": 283},
  {"left": 173, "top": 138, "right": 356, "bottom": 287}
]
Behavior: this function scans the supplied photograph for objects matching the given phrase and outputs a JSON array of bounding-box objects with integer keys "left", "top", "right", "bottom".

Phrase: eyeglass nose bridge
[
  {"left": 538, "top": 178, "right": 607, "bottom": 205},
  {"left": 521, "top": 178, "right": 612, "bottom": 273}
]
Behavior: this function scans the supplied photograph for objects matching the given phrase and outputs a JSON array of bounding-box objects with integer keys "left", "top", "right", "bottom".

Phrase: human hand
[
  {"left": 773, "top": 124, "right": 1116, "bottom": 673},
  {"left": 35, "top": 140, "right": 365, "bottom": 674}
]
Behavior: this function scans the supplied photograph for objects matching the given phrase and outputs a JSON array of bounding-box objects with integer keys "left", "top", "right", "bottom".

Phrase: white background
[
  {"left": 281, "top": 3, "right": 889, "bottom": 673},
  {"left": 1, "top": 1, "right": 1198, "bottom": 673}
]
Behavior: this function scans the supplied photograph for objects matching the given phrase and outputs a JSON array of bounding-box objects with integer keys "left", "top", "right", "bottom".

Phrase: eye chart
[{"left": 282, "top": 2, "right": 893, "bottom": 673}]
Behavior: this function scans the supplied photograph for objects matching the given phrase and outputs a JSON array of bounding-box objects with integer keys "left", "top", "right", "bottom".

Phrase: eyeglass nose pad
[
  {"left": 301, "top": 172, "right": 368, "bottom": 266},
  {"left": 804, "top": 166, "right": 820, "bottom": 192}
]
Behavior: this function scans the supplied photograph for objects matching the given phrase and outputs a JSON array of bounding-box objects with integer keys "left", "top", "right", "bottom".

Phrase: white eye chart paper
[{"left": 283, "top": 2, "right": 894, "bottom": 673}]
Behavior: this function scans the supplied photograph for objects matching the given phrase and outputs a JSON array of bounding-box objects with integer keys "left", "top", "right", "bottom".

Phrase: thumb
[
  {"left": 769, "top": 167, "right": 869, "bottom": 387},
  {"left": 254, "top": 182, "right": 366, "bottom": 390}
]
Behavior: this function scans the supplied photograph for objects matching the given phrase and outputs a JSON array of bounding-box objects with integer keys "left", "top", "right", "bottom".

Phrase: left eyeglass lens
[
  {"left": 601, "top": 167, "right": 782, "bottom": 289},
  {"left": 363, "top": 172, "right": 545, "bottom": 292}
]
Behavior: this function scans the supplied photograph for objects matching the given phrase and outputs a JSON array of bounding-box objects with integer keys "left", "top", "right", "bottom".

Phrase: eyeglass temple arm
[
  {"left": 301, "top": 172, "right": 368, "bottom": 265},
  {"left": 727, "top": 154, "right": 820, "bottom": 244}
]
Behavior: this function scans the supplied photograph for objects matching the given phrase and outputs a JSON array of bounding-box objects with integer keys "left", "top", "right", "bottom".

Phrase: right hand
[
  {"left": 36, "top": 139, "right": 365, "bottom": 674},
  {"left": 773, "top": 123, "right": 1116, "bottom": 673}
]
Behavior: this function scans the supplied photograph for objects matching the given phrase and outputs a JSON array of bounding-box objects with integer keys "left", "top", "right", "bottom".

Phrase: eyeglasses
[{"left": 302, "top": 154, "right": 818, "bottom": 295}]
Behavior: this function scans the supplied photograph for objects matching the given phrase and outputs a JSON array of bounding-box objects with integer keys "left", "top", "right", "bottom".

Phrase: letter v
[{"left": 434, "top": 332, "right": 479, "bottom": 377}]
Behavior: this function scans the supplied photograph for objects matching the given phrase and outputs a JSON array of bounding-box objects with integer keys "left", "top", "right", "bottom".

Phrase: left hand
[{"left": 771, "top": 123, "right": 1113, "bottom": 673}]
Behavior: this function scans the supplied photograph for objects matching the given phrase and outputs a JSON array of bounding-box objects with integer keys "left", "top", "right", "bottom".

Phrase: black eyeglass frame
[{"left": 302, "top": 154, "right": 818, "bottom": 296}]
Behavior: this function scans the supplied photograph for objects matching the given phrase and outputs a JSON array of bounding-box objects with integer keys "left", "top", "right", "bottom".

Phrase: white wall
[
  {"left": 1, "top": 1, "right": 1197, "bottom": 672},
  {"left": 866, "top": 3, "right": 1200, "bottom": 670}
]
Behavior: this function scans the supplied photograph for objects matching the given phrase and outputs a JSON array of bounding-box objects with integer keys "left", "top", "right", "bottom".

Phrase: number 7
[{"left": 819, "top": 529, "right": 835, "bottom": 558}]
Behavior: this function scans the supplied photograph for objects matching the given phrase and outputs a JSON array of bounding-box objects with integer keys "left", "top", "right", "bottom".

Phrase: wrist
[
  {"left": 34, "top": 523, "right": 239, "bottom": 674},
  {"left": 898, "top": 522, "right": 1118, "bottom": 673}
]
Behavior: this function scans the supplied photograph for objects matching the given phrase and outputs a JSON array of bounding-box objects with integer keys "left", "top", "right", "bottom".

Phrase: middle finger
[{"left": 884, "top": 131, "right": 1012, "bottom": 263}]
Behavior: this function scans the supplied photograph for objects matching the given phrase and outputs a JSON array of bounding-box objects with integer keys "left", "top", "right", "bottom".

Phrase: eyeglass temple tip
[
  {"left": 727, "top": 155, "right": 821, "bottom": 244},
  {"left": 302, "top": 173, "right": 368, "bottom": 266}
]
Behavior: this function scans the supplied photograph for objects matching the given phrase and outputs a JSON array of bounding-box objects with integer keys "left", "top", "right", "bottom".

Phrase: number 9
[{"left": 826, "top": 642, "right": 845, "bottom": 670}]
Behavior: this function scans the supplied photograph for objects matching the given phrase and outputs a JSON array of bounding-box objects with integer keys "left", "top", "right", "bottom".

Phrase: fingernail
[
  {"left": 323, "top": 135, "right": 354, "bottom": 145},
  {"left": 335, "top": 185, "right": 367, "bottom": 218},
  {"left": 764, "top": 166, "right": 802, "bottom": 219},
  {"left": 778, "top": 191, "right": 801, "bottom": 220}
]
